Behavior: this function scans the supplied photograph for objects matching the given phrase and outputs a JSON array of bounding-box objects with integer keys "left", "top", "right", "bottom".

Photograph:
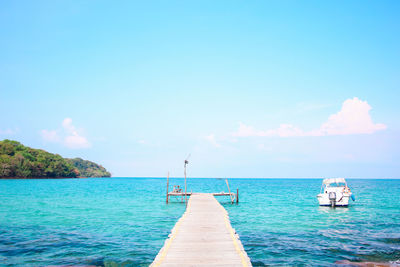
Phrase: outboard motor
[{"left": 329, "top": 192, "right": 336, "bottom": 207}]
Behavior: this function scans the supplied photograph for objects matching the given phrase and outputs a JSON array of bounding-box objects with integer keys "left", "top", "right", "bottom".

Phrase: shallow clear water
[{"left": 0, "top": 178, "right": 399, "bottom": 266}]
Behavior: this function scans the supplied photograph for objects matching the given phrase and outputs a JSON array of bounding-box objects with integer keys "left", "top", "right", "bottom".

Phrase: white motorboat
[{"left": 317, "top": 178, "right": 355, "bottom": 207}]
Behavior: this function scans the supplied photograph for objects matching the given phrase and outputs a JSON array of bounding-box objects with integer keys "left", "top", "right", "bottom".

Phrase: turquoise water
[{"left": 0, "top": 178, "right": 399, "bottom": 266}]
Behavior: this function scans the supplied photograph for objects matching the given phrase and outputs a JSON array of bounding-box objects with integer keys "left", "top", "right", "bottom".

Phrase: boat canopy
[{"left": 323, "top": 178, "right": 346, "bottom": 185}]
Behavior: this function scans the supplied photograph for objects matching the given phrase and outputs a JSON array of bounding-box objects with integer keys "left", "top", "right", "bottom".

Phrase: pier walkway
[{"left": 151, "top": 193, "right": 252, "bottom": 267}]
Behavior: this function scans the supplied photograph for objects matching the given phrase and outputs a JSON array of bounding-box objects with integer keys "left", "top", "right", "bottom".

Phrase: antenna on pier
[{"left": 184, "top": 154, "right": 190, "bottom": 207}]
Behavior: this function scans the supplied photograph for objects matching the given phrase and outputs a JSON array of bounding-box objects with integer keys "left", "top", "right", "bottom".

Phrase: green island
[{"left": 0, "top": 139, "right": 111, "bottom": 178}]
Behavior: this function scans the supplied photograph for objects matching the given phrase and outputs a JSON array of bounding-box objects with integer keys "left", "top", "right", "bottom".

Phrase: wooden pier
[
  {"left": 166, "top": 174, "right": 239, "bottom": 204},
  {"left": 151, "top": 193, "right": 252, "bottom": 267}
]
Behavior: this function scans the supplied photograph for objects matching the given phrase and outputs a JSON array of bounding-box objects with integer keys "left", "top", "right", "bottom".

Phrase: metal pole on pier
[
  {"left": 225, "top": 179, "right": 233, "bottom": 204},
  {"left": 166, "top": 171, "right": 169, "bottom": 204},
  {"left": 184, "top": 155, "right": 190, "bottom": 207}
]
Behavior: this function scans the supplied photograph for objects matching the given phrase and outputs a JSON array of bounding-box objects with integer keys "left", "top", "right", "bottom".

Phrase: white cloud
[
  {"left": 40, "top": 118, "right": 91, "bottom": 149},
  {"left": 314, "top": 97, "right": 387, "bottom": 136},
  {"left": 204, "top": 134, "right": 221, "bottom": 148},
  {"left": 233, "top": 97, "right": 386, "bottom": 138},
  {"left": 62, "top": 118, "right": 75, "bottom": 133},
  {"left": 138, "top": 140, "right": 146, "bottom": 144}
]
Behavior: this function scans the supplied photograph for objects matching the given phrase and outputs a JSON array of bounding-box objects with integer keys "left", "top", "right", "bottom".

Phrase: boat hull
[{"left": 317, "top": 192, "right": 351, "bottom": 207}]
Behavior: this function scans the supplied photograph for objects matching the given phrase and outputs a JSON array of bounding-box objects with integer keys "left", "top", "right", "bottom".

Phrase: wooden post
[
  {"left": 225, "top": 179, "right": 233, "bottom": 204},
  {"left": 184, "top": 166, "right": 187, "bottom": 207},
  {"left": 183, "top": 156, "right": 190, "bottom": 208},
  {"left": 166, "top": 172, "right": 169, "bottom": 204},
  {"left": 236, "top": 188, "right": 239, "bottom": 204}
]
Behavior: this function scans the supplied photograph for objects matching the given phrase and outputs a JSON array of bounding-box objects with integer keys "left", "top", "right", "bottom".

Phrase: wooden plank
[
  {"left": 168, "top": 193, "right": 192, "bottom": 196},
  {"left": 151, "top": 193, "right": 252, "bottom": 267},
  {"left": 213, "top": 193, "right": 235, "bottom": 196}
]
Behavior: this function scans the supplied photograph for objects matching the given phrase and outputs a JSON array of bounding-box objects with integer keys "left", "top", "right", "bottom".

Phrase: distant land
[{"left": 0, "top": 139, "right": 111, "bottom": 178}]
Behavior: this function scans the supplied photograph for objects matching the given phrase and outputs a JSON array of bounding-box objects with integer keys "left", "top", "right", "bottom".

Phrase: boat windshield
[
  {"left": 326, "top": 182, "right": 346, "bottom": 187},
  {"left": 323, "top": 178, "right": 346, "bottom": 186}
]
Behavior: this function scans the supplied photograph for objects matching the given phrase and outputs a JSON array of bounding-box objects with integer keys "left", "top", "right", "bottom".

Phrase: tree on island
[
  {"left": 0, "top": 139, "right": 111, "bottom": 178},
  {"left": 66, "top": 158, "right": 111, "bottom": 178}
]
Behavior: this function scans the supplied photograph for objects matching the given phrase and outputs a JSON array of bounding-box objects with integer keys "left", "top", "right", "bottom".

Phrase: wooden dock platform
[{"left": 151, "top": 193, "right": 252, "bottom": 267}]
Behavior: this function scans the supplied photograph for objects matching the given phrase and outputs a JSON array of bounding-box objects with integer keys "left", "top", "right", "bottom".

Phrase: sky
[{"left": 1, "top": 1, "right": 399, "bottom": 178}]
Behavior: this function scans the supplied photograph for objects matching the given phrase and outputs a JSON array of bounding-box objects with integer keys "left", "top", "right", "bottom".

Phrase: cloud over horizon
[
  {"left": 233, "top": 97, "right": 387, "bottom": 138},
  {"left": 41, "top": 118, "right": 91, "bottom": 149}
]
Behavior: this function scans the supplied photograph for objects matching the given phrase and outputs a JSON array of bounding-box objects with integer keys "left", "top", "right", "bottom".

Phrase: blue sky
[{"left": 1, "top": 1, "right": 399, "bottom": 178}]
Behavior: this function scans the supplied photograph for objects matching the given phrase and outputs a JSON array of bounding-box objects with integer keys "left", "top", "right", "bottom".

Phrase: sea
[{"left": 0, "top": 178, "right": 399, "bottom": 266}]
